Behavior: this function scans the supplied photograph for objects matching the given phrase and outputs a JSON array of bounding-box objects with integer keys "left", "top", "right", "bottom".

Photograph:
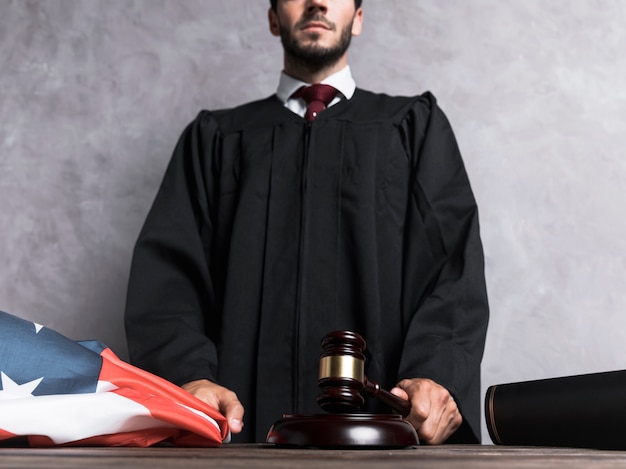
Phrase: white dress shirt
[{"left": 275, "top": 66, "right": 357, "bottom": 118}]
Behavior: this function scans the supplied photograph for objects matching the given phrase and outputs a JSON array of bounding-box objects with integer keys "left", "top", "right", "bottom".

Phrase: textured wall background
[{"left": 2, "top": 0, "right": 626, "bottom": 442}]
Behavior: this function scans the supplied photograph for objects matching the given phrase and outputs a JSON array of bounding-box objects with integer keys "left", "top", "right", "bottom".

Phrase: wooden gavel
[{"left": 316, "top": 330, "right": 411, "bottom": 417}]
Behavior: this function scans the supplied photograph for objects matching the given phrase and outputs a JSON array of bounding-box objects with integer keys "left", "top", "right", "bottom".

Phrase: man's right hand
[{"left": 182, "top": 379, "right": 245, "bottom": 434}]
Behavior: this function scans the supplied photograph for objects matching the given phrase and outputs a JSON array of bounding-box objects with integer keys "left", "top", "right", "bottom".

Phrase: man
[{"left": 125, "top": 0, "right": 489, "bottom": 445}]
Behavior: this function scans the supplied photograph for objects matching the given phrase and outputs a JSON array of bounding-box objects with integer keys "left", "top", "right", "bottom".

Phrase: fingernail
[{"left": 230, "top": 418, "right": 243, "bottom": 431}]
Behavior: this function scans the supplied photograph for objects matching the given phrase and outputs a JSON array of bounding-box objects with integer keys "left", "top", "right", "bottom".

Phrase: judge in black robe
[{"left": 124, "top": 87, "right": 489, "bottom": 443}]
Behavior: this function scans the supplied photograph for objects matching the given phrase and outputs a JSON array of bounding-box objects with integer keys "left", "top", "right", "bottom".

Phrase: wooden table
[{"left": 2, "top": 444, "right": 626, "bottom": 468}]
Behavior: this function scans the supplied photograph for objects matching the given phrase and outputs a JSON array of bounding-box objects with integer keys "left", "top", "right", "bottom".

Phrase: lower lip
[{"left": 303, "top": 25, "right": 328, "bottom": 31}]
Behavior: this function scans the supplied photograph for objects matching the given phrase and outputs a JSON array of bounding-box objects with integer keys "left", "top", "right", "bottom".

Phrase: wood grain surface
[{"left": 2, "top": 444, "right": 626, "bottom": 469}]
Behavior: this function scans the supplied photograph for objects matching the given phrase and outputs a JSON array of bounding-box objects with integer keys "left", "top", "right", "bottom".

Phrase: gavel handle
[{"left": 364, "top": 379, "right": 411, "bottom": 417}]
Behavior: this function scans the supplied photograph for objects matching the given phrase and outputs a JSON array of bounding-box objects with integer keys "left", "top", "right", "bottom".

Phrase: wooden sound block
[{"left": 266, "top": 413, "right": 419, "bottom": 448}]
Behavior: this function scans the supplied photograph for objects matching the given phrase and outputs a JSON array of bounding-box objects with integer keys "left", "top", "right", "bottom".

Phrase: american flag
[{"left": 0, "top": 310, "right": 229, "bottom": 447}]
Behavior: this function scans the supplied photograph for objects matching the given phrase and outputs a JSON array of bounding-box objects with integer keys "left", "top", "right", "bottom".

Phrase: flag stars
[{"left": 0, "top": 372, "right": 43, "bottom": 400}]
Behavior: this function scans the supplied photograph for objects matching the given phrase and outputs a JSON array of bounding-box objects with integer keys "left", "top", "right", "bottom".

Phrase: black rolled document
[{"left": 485, "top": 370, "right": 626, "bottom": 449}]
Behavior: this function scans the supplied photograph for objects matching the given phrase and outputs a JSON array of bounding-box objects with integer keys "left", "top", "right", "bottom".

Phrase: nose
[{"left": 306, "top": 0, "right": 328, "bottom": 13}]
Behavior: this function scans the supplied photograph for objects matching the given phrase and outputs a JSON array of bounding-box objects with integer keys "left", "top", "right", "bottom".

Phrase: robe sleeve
[
  {"left": 397, "top": 93, "right": 489, "bottom": 443},
  {"left": 124, "top": 111, "right": 221, "bottom": 387}
]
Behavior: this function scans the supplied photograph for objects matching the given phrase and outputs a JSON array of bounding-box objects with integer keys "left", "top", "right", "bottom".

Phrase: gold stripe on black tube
[
  {"left": 319, "top": 355, "right": 365, "bottom": 382},
  {"left": 486, "top": 385, "right": 503, "bottom": 445}
]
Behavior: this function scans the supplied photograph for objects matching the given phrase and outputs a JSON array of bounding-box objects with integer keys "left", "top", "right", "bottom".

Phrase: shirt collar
[{"left": 276, "top": 65, "right": 356, "bottom": 104}]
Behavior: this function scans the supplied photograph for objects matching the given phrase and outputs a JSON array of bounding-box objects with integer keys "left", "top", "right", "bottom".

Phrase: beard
[{"left": 279, "top": 16, "right": 354, "bottom": 69}]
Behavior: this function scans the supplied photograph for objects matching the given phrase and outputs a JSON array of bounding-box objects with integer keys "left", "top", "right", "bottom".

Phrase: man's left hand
[{"left": 390, "top": 378, "right": 462, "bottom": 445}]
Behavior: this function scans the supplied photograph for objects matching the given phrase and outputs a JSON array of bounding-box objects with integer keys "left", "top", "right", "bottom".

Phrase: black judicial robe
[{"left": 124, "top": 89, "right": 489, "bottom": 443}]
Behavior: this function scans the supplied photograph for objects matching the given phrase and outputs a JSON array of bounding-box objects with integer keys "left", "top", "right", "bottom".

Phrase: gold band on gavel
[{"left": 319, "top": 355, "right": 365, "bottom": 382}]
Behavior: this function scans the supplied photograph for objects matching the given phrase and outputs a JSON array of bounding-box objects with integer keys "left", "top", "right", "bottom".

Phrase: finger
[
  {"left": 389, "top": 386, "right": 409, "bottom": 400},
  {"left": 181, "top": 380, "right": 245, "bottom": 434},
  {"left": 421, "top": 393, "right": 461, "bottom": 444},
  {"left": 395, "top": 380, "right": 431, "bottom": 425},
  {"left": 414, "top": 405, "right": 447, "bottom": 444},
  {"left": 227, "top": 412, "right": 244, "bottom": 433},
  {"left": 400, "top": 380, "right": 444, "bottom": 442},
  {"left": 407, "top": 394, "right": 431, "bottom": 428},
  {"left": 218, "top": 390, "right": 245, "bottom": 434}
]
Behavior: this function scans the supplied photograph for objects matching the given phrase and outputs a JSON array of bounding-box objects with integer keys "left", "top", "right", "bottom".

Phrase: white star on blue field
[{"left": 0, "top": 310, "right": 107, "bottom": 396}]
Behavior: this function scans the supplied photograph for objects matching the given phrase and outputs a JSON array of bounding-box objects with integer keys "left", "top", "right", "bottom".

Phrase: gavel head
[{"left": 316, "top": 330, "right": 368, "bottom": 413}]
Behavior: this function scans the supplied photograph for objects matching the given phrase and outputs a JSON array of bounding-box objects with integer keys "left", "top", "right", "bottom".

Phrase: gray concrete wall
[{"left": 2, "top": 0, "right": 626, "bottom": 442}]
